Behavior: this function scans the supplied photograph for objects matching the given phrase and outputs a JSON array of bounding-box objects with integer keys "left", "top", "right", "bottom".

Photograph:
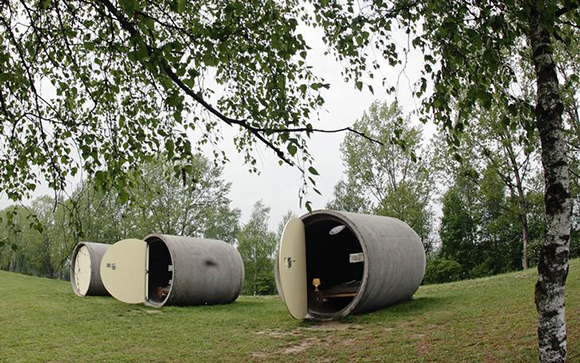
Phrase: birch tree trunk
[{"left": 528, "top": 4, "right": 572, "bottom": 362}]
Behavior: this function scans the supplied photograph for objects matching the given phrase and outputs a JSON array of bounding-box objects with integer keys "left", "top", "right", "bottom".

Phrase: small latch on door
[{"left": 284, "top": 257, "right": 295, "bottom": 268}]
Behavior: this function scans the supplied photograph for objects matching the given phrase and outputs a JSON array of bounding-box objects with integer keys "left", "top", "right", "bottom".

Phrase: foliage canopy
[{"left": 0, "top": 0, "right": 326, "bottom": 202}]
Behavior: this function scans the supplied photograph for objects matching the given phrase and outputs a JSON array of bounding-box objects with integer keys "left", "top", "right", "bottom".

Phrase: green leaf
[
  {"left": 204, "top": 52, "right": 218, "bottom": 67},
  {"left": 308, "top": 166, "right": 319, "bottom": 176},
  {"left": 132, "top": 41, "right": 148, "bottom": 61},
  {"left": 95, "top": 170, "right": 106, "bottom": 184},
  {"left": 143, "top": 17, "right": 155, "bottom": 30},
  {"left": 165, "top": 139, "right": 175, "bottom": 157},
  {"left": 177, "top": 0, "right": 186, "bottom": 12},
  {"left": 118, "top": 189, "right": 129, "bottom": 204},
  {"left": 477, "top": 90, "right": 492, "bottom": 109}
]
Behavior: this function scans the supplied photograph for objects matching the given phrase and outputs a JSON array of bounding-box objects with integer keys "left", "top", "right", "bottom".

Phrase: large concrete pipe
[
  {"left": 276, "top": 210, "right": 425, "bottom": 320},
  {"left": 100, "top": 234, "right": 244, "bottom": 307},
  {"left": 70, "top": 242, "right": 111, "bottom": 297}
]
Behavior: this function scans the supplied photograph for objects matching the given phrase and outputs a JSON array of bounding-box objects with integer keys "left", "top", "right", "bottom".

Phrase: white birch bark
[{"left": 528, "top": 3, "right": 572, "bottom": 362}]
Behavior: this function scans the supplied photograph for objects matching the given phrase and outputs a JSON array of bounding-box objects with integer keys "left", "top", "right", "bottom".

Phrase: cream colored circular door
[
  {"left": 100, "top": 239, "right": 147, "bottom": 304},
  {"left": 74, "top": 245, "right": 92, "bottom": 296},
  {"left": 278, "top": 218, "right": 307, "bottom": 320}
]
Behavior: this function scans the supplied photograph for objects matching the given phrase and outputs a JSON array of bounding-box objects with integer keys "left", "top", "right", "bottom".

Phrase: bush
[{"left": 423, "top": 258, "right": 463, "bottom": 284}]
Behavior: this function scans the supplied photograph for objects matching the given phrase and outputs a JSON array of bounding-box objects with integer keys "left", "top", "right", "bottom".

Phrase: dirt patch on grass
[
  {"left": 251, "top": 352, "right": 270, "bottom": 359},
  {"left": 282, "top": 337, "right": 322, "bottom": 354},
  {"left": 254, "top": 330, "right": 303, "bottom": 338},
  {"left": 254, "top": 321, "right": 363, "bottom": 338},
  {"left": 253, "top": 323, "right": 363, "bottom": 358},
  {"left": 416, "top": 337, "right": 431, "bottom": 358},
  {"left": 340, "top": 338, "right": 356, "bottom": 346},
  {"left": 302, "top": 321, "right": 365, "bottom": 332},
  {"left": 251, "top": 336, "right": 323, "bottom": 358}
]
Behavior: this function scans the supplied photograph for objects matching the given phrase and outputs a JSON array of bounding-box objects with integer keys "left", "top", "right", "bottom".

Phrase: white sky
[
  {"left": 221, "top": 26, "right": 432, "bottom": 229},
  {"left": 0, "top": 23, "right": 432, "bottom": 232}
]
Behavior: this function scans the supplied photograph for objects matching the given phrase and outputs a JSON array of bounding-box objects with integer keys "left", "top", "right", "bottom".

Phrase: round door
[
  {"left": 100, "top": 239, "right": 147, "bottom": 304},
  {"left": 278, "top": 218, "right": 307, "bottom": 319},
  {"left": 74, "top": 245, "right": 92, "bottom": 296}
]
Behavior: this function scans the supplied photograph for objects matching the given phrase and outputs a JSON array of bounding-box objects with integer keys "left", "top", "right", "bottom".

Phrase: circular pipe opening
[
  {"left": 302, "top": 212, "right": 369, "bottom": 319},
  {"left": 145, "top": 236, "right": 174, "bottom": 307}
]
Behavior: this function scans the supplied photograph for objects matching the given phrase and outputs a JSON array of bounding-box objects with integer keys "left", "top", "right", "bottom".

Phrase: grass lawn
[{"left": 1, "top": 259, "right": 579, "bottom": 362}]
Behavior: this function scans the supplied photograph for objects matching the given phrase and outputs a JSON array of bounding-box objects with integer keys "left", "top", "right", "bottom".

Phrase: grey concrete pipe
[
  {"left": 70, "top": 242, "right": 111, "bottom": 297},
  {"left": 276, "top": 210, "right": 425, "bottom": 320},
  {"left": 143, "top": 234, "right": 244, "bottom": 307}
]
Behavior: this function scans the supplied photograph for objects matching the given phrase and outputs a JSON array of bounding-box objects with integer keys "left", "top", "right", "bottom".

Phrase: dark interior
[
  {"left": 147, "top": 238, "right": 173, "bottom": 304},
  {"left": 305, "top": 217, "right": 364, "bottom": 315}
]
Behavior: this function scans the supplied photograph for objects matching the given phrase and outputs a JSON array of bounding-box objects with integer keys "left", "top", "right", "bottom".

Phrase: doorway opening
[
  {"left": 146, "top": 238, "right": 173, "bottom": 304},
  {"left": 304, "top": 216, "right": 364, "bottom": 316}
]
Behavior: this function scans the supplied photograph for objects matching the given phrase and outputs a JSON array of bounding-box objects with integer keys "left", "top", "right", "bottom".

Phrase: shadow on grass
[
  {"left": 143, "top": 296, "right": 287, "bottom": 319},
  {"left": 283, "top": 296, "right": 448, "bottom": 328},
  {"left": 71, "top": 294, "right": 445, "bottom": 327},
  {"left": 354, "top": 296, "right": 448, "bottom": 323},
  {"left": 158, "top": 295, "right": 447, "bottom": 323}
]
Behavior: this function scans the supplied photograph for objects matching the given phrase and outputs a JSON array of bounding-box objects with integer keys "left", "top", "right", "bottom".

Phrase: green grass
[{"left": 1, "top": 260, "right": 579, "bottom": 362}]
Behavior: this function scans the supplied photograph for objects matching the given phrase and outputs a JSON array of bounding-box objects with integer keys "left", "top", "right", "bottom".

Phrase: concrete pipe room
[
  {"left": 276, "top": 210, "right": 426, "bottom": 320},
  {"left": 70, "top": 242, "right": 111, "bottom": 297},
  {"left": 100, "top": 234, "right": 244, "bottom": 307}
]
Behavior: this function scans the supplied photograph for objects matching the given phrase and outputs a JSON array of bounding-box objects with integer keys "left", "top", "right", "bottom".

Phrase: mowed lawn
[{"left": 1, "top": 259, "right": 579, "bottom": 362}]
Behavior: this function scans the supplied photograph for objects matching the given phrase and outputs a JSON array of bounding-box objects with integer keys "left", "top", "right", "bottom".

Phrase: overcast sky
[
  {"left": 220, "top": 26, "right": 433, "bottom": 230},
  {"left": 0, "top": 23, "right": 433, "bottom": 232}
]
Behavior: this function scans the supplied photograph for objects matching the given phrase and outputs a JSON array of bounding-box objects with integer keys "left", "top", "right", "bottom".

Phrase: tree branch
[
  {"left": 0, "top": 90, "right": 10, "bottom": 119},
  {"left": 96, "top": 0, "right": 297, "bottom": 166},
  {"left": 251, "top": 126, "right": 384, "bottom": 146},
  {"left": 555, "top": 2, "right": 579, "bottom": 18},
  {"left": 96, "top": 0, "right": 384, "bottom": 171}
]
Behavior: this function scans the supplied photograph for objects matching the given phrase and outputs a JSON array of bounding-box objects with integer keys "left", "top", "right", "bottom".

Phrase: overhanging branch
[
  {"left": 96, "top": 0, "right": 383, "bottom": 170},
  {"left": 555, "top": 2, "right": 579, "bottom": 18}
]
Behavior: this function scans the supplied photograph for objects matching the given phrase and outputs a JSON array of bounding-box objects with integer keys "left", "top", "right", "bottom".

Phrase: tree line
[
  {"left": 0, "top": 156, "right": 283, "bottom": 296},
  {"left": 2, "top": 98, "right": 578, "bottom": 291}
]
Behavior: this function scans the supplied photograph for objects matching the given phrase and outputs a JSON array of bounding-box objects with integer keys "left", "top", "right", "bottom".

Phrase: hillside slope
[{"left": 1, "top": 259, "right": 579, "bottom": 362}]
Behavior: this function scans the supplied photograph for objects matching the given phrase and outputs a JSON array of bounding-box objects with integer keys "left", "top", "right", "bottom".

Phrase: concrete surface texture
[{"left": 144, "top": 234, "right": 244, "bottom": 307}]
